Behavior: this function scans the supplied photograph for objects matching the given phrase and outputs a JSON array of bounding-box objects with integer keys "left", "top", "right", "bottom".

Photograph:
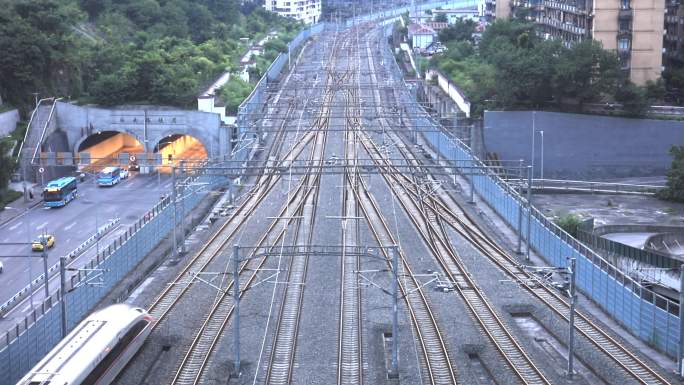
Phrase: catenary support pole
[
  {"left": 517, "top": 159, "right": 524, "bottom": 254},
  {"left": 679, "top": 264, "right": 684, "bottom": 377},
  {"left": 390, "top": 245, "right": 399, "bottom": 378},
  {"left": 469, "top": 165, "right": 475, "bottom": 204},
  {"left": 526, "top": 165, "right": 533, "bottom": 261},
  {"left": 233, "top": 244, "right": 241, "bottom": 377},
  {"left": 180, "top": 161, "right": 186, "bottom": 254},
  {"left": 567, "top": 258, "right": 577, "bottom": 378},
  {"left": 42, "top": 246, "right": 49, "bottom": 298},
  {"left": 59, "top": 256, "right": 67, "bottom": 337},
  {"left": 172, "top": 165, "right": 178, "bottom": 257}
]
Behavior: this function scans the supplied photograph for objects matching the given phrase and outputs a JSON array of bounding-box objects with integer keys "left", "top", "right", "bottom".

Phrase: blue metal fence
[
  {"left": 418, "top": 108, "right": 680, "bottom": 357},
  {"left": 0, "top": 170, "right": 217, "bottom": 385},
  {"left": 377, "top": 18, "right": 680, "bottom": 356}
]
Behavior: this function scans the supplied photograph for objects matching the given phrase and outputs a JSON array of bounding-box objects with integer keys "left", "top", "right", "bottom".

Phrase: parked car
[
  {"left": 120, "top": 168, "right": 129, "bottom": 179},
  {"left": 32, "top": 234, "right": 56, "bottom": 251},
  {"left": 0, "top": 260, "right": 3, "bottom": 273}
]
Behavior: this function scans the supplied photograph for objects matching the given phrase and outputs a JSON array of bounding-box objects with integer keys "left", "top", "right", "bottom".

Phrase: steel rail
[
  {"left": 173, "top": 80, "right": 334, "bottom": 385},
  {"left": 376, "top": 109, "right": 672, "bottom": 385},
  {"left": 346, "top": 88, "right": 457, "bottom": 384},
  {"left": 358, "top": 35, "right": 549, "bottom": 384}
]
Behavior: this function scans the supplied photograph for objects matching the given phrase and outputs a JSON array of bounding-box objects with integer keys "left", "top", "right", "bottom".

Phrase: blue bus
[
  {"left": 97, "top": 166, "right": 123, "bottom": 186},
  {"left": 43, "top": 177, "right": 78, "bottom": 208}
]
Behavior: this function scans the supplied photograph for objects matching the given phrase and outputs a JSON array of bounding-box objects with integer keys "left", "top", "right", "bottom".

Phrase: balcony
[
  {"left": 538, "top": 17, "right": 587, "bottom": 35},
  {"left": 543, "top": 1, "right": 587, "bottom": 14}
]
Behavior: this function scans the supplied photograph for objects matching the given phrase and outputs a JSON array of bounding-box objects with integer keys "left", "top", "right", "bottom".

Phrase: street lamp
[
  {"left": 539, "top": 130, "right": 544, "bottom": 189},
  {"left": 4, "top": 206, "right": 34, "bottom": 310},
  {"left": 79, "top": 172, "right": 101, "bottom": 257},
  {"left": 530, "top": 111, "right": 536, "bottom": 187}
]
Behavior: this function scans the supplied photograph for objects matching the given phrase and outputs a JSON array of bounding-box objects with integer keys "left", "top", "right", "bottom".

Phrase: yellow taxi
[{"left": 32, "top": 234, "right": 55, "bottom": 251}]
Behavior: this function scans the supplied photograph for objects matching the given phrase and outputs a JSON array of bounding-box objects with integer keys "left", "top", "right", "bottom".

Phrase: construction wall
[{"left": 483, "top": 110, "right": 684, "bottom": 179}]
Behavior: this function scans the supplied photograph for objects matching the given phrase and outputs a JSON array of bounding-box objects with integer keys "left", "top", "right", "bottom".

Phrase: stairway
[{"left": 18, "top": 102, "right": 53, "bottom": 182}]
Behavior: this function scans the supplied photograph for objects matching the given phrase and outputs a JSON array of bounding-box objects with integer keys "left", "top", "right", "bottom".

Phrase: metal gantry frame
[{"left": 178, "top": 244, "right": 432, "bottom": 379}]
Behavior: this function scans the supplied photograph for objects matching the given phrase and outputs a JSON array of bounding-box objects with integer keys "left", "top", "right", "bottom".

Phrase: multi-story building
[
  {"left": 495, "top": 0, "right": 665, "bottom": 85},
  {"left": 664, "top": 0, "right": 684, "bottom": 71},
  {"left": 264, "top": 0, "right": 322, "bottom": 24}
]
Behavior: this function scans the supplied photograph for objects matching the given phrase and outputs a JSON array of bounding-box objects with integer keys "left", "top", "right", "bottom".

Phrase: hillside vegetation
[
  {"left": 0, "top": 0, "right": 301, "bottom": 113},
  {"left": 431, "top": 19, "right": 668, "bottom": 117}
]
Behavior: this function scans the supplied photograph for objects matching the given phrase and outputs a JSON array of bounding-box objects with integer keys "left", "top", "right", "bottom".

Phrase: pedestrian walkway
[{"left": 0, "top": 182, "right": 41, "bottom": 227}]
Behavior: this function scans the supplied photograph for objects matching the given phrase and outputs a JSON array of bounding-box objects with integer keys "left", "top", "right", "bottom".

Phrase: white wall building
[
  {"left": 408, "top": 24, "right": 436, "bottom": 50},
  {"left": 264, "top": 0, "right": 321, "bottom": 25}
]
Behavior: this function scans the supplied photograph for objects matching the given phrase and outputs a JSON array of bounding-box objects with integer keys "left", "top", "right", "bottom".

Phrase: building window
[
  {"left": 618, "top": 37, "right": 630, "bottom": 52},
  {"left": 619, "top": 20, "right": 630, "bottom": 32}
]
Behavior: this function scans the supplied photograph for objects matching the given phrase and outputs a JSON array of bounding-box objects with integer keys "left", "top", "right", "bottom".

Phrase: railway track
[
  {"left": 345, "top": 58, "right": 458, "bottom": 384},
  {"left": 364, "top": 26, "right": 670, "bottom": 385},
  {"left": 417, "top": 175, "right": 672, "bottom": 385},
  {"left": 337, "top": 41, "right": 364, "bottom": 385},
  {"left": 358, "top": 35, "right": 550, "bottom": 385},
  {"left": 264, "top": 65, "right": 332, "bottom": 385},
  {"left": 174, "top": 30, "right": 343, "bottom": 385}
]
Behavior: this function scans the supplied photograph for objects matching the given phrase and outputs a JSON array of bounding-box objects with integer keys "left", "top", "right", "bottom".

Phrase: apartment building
[
  {"left": 495, "top": 0, "right": 665, "bottom": 85},
  {"left": 664, "top": 0, "right": 684, "bottom": 70},
  {"left": 264, "top": 0, "right": 322, "bottom": 24}
]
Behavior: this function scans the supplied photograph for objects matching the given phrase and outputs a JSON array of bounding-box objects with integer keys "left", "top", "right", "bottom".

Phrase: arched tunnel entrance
[
  {"left": 155, "top": 134, "right": 208, "bottom": 172},
  {"left": 77, "top": 131, "right": 143, "bottom": 171}
]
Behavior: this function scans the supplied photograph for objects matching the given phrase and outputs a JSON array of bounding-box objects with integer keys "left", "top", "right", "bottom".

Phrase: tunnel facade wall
[{"left": 54, "top": 102, "right": 226, "bottom": 159}]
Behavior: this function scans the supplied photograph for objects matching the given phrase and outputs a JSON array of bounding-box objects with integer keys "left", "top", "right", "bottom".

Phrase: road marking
[
  {"left": 36, "top": 222, "right": 48, "bottom": 230},
  {"left": 8, "top": 222, "right": 22, "bottom": 231},
  {"left": 64, "top": 221, "right": 77, "bottom": 231}
]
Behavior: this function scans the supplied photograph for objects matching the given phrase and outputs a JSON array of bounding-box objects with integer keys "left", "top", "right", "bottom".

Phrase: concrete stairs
[{"left": 19, "top": 102, "right": 53, "bottom": 182}]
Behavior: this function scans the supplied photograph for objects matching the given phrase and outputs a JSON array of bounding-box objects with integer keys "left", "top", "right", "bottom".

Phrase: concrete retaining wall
[
  {"left": 483, "top": 111, "right": 684, "bottom": 179},
  {"left": 0, "top": 109, "right": 19, "bottom": 137}
]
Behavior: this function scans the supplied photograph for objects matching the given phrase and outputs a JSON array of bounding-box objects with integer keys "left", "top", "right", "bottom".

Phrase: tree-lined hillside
[
  {"left": 432, "top": 19, "right": 665, "bottom": 117},
  {"left": 0, "top": 0, "right": 301, "bottom": 113}
]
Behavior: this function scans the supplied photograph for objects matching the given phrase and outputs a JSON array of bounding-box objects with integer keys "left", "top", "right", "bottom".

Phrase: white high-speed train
[{"left": 16, "top": 304, "right": 154, "bottom": 385}]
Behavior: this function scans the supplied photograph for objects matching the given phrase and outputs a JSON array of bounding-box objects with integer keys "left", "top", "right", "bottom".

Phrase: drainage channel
[{"left": 511, "top": 313, "right": 608, "bottom": 385}]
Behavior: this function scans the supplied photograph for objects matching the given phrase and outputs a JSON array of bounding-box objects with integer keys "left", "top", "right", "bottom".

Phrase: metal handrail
[
  {"left": 31, "top": 98, "right": 62, "bottom": 165},
  {"left": 15, "top": 98, "right": 50, "bottom": 164},
  {"left": 509, "top": 178, "right": 663, "bottom": 194}
]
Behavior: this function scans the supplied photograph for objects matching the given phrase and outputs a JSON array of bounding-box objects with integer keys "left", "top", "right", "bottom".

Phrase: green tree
[
  {"left": 438, "top": 19, "right": 476, "bottom": 43},
  {"left": 434, "top": 13, "right": 448, "bottom": 23},
  {"left": 552, "top": 40, "right": 620, "bottom": 106},
  {"left": 658, "top": 145, "right": 684, "bottom": 202},
  {"left": 220, "top": 78, "right": 253, "bottom": 115},
  {"left": 614, "top": 81, "right": 648, "bottom": 117}
]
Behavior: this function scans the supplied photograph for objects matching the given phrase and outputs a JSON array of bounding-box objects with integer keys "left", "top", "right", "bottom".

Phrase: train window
[{"left": 81, "top": 320, "right": 149, "bottom": 385}]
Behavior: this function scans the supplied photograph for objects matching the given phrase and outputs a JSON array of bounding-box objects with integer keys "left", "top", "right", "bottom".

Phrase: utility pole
[
  {"left": 233, "top": 245, "right": 241, "bottom": 378},
  {"left": 390, "top": 245, "right": 400, "bottom": 378},
  {"left": 525, "top": 165, "right": 533, "bottom": 261},
  {"left": 679, "top": 264, "right": 684, "bottom": 377},
  {"left": 180, "top": 161, "right": 186, "bottom": 254},
  {"left": 59, "top": 256, "right": 67, "bottom": 337},
  {"left": 567, "top": 258, "right": 577, "bottom": 378},
  {"left": 41, "top": 243, "right": 49, "bottom": 298},
  {"left": 172, "top": 165, "right": 178, "bottom": 257},
  {"left": 517, "top": 159, "right": 524, "bottom": 254}
]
